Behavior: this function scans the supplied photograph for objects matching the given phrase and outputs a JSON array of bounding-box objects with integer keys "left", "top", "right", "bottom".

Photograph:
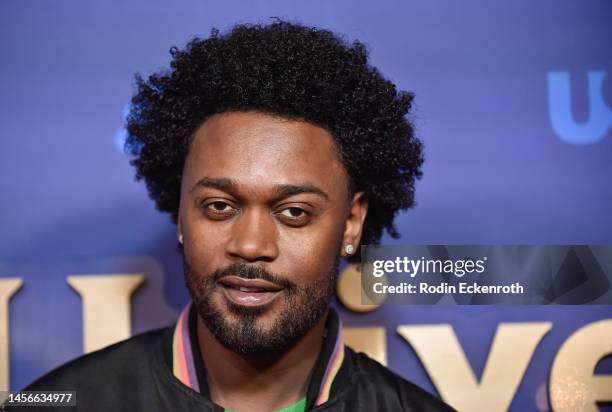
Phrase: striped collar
[{"left": 171, "top": 303, "right": 346, "bottom": 409}]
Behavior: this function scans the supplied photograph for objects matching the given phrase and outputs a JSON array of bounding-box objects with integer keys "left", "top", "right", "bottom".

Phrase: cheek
[
  {"left": 277, "top": 218, "right": 344, "bottom": 283},
  {"left": 183, "top": 219, "right": 228, "bottom": 274}
]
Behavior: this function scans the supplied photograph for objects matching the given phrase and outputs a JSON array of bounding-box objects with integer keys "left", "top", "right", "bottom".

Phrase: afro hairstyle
[{"left": 125, "top": 20, "right": 423, "bottom": 261}]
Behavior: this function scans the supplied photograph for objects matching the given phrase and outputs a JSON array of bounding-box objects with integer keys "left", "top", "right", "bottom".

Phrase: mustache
[{"left": 211, "top": 263, "right": 297, "bottom": 293}]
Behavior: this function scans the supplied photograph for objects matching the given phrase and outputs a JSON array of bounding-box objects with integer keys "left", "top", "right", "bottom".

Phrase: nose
[{"left": 226, "top": 206, "right": 279, "bottom": 263}]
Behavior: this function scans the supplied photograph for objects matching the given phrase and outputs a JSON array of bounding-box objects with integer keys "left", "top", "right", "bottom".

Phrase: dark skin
[{"left": 178, "top": 111, "right": 368, "bottom": 412}]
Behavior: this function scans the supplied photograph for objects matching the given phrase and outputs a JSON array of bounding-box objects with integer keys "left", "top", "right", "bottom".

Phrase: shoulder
[
  {"left": 24, "top": 327, "right": 171, "bottom": 391},
  {"left": 345, "top": 346, "right": 456, "bottom": 412}
]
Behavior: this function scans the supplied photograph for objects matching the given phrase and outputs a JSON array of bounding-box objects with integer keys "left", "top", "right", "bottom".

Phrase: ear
[{"left": 341, "top": 191, "right": 368, "bottom": 257}]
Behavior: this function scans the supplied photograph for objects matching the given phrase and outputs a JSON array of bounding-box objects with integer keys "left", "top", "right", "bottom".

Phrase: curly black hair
[{"left": 125, "top": 20, "right": 423, "bottom": 260}]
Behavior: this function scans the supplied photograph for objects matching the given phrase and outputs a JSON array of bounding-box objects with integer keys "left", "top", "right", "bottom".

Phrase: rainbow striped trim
[
  {"left": 314, "top": 319, "right": 345, "bottom": 406},
  {"left": 172, "top": 304, "right": 200, "bottom": 392}
]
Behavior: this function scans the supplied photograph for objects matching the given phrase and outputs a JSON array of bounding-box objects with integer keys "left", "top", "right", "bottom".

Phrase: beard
[{"left": 183, "top": 255, "right": 339, "bottom": 356}]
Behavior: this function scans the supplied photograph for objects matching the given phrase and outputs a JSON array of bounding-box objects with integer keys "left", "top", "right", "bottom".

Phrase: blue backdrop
[{"left": 1, "top": 1, "right": 611, "bottom": 411}]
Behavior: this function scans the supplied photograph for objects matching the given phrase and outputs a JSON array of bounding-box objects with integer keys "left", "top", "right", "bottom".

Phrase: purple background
[{"left": 1, "top": 1, "right": 611, "bottom": 410}]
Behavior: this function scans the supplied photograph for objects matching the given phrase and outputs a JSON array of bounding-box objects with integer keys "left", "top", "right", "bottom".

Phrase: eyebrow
[
  {"left": 190, "top": 177, "right": 237, "bottom": 194},
  {"left": 190, "top": 177, "right": 329, "bottom": 200},
  {"left": 276, "top": 184, "right": 329, "bottom": 200}
]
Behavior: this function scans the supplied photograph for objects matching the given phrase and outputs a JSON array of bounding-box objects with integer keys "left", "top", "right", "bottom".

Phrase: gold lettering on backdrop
[
  {"left": 336, "top": 264, "right": 385, "bottom": 312},
  {"left": 550, "top": 319, "right": 612, "bottom": 412},
  {"left": 67, "top": 274, "right": 144, "bottom": 353},
  {"left": 343, "top": 327, "right": 387, "bottom": 365},
  {"left": 397, "top": 322, "right": 551, "bottom": 411},
  {"left": 0, "top": 278, "right": 22, "bottom": 392}
]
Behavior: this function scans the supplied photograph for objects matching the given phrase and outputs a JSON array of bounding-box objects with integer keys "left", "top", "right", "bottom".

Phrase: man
[{"left": 16, "top": 21, "right": 454, "bottom": 411}]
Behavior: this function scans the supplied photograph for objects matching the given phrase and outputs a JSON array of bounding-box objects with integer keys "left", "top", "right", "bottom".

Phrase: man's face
[{"left": 179, "top": 111, "right": 362, "bottom": 355}]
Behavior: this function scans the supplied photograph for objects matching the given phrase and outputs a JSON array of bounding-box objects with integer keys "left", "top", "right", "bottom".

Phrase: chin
[{"left": 224, "top": 299, "right": 286, "bottom": 325}]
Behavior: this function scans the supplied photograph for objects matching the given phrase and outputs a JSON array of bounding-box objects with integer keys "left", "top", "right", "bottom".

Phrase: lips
[{"left": 218, "top": 275, "right": 283, "bottom": 307}]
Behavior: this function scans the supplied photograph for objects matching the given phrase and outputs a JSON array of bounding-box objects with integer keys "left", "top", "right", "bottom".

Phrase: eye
[
  {"left": 203, "top": 201, "right": 238, "bottom": 219},
  {"left": 275, "top": 206, "right": 312, "bottom": 227},
  {"left": 279, "top": 207, "right": 307, "bottom": 218},
  {"left": 208, "top": 201, "right": 233, "bottom": 212}
]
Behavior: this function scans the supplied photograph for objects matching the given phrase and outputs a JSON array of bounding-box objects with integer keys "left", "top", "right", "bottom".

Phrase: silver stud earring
[
  {"left": 178, "top": 233, "right": 183, "bottom": 244},
  {"left": 344, "top": 244, "right": 354, "bottom": 255}
]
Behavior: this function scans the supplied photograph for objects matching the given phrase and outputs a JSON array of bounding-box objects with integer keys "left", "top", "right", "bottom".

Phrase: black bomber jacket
[{"left": 8, "top": 305, "right": 455, "bottom": 412}]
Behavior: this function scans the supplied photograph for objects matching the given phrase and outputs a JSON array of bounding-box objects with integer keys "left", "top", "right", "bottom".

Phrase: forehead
[{"left": 183, "top": 111, "right": 349, "bottom": 196}]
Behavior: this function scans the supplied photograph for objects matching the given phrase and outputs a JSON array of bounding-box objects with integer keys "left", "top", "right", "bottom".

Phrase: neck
[{"left": 196, "top": 310, "right": 328, "bottom": 412}]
